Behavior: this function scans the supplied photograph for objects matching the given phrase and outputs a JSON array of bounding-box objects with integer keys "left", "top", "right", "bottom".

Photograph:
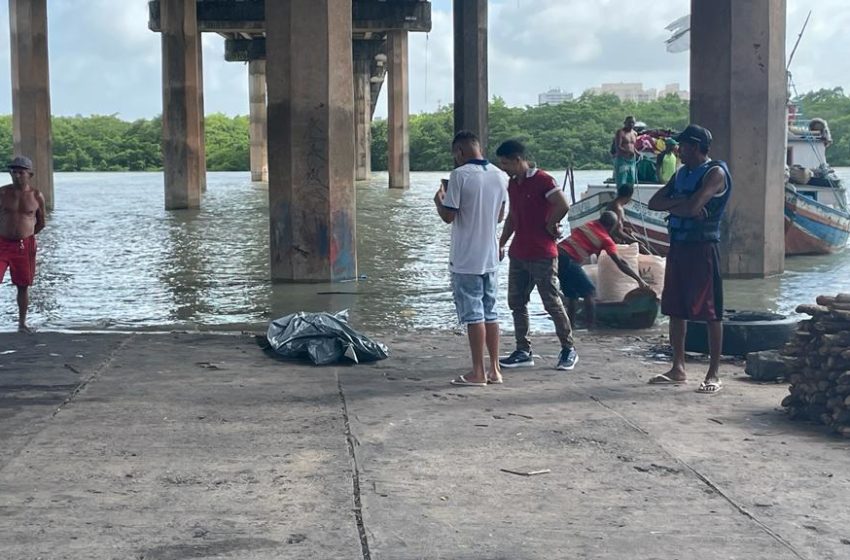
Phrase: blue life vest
[{"left": 667, "top": 160, "right": 732, "bottom": 243}]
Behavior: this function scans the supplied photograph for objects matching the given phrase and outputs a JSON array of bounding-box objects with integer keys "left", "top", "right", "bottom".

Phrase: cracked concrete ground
[{"left": 0, "top": 330, "right": 848, "bottom": 559}]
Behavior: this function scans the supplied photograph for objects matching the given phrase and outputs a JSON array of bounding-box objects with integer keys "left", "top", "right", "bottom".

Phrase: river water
[{"left": 4, "top": 169, "right": 850, "bottom": 332}]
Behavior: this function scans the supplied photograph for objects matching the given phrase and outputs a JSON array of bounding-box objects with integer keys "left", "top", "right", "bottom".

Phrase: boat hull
[
  {"left": 595, "top": 288, "right": 660, "bottom": 329},
  {"left": 784, "top": 186, "right": 850, "bottom": 255},
  {"left": 571, "top": 184, "right": 850, "bottom": 257}
]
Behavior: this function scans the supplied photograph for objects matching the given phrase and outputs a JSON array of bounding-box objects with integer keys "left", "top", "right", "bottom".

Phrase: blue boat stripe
[{"left": 785, "top": 209, "right": 849, "bottom": 247}]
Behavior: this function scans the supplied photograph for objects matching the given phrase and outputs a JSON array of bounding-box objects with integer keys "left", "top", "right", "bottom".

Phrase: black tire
[{"left": 685, "top": 311, "right": 798, "bottom": 356}]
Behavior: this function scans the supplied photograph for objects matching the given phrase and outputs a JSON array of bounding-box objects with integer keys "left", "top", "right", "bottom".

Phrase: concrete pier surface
[{"left": 1, "top": 330, "right": 848, "bottom": 559}]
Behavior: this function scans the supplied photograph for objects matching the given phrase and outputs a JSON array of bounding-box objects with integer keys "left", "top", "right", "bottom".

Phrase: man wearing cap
[
  {"left": 647, "top": 125, "right": 732, "bottom": 394},
  {"left": 1, "top": 156, "right": 46, "bottom": 333}
]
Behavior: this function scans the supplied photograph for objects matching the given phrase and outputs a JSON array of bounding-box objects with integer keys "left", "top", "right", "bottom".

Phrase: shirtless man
[
  {"left": 612, "top": 116, "right": 638, "bottom": 187},
  {"left": 0, "top": 156, "right": 46, "bottom": 333}
]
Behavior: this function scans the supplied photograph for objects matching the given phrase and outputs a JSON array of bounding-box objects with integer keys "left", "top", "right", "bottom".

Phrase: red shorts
[
  {"left": 0, "top": 236, "right": 37, "bottom": 287},
  {"left": 661, "top": 241, "right": 723, "bottom": 321}
]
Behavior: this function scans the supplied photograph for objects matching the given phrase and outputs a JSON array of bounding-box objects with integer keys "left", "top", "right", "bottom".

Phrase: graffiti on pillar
[
  {"left": 304, "top": 112, "right": 329, "bottom": 191},
  {"left": 331, "top": 209, "right": 356, "bottom": 281},
  {"left": 270, "top": 199, "right": 292, "bottom": 272}
]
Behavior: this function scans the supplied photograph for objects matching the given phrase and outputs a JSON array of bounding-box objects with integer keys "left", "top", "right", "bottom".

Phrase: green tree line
[
  {"left": 0, "top": 113, "right": 248, "bottom": 172},
  {"left": 371, "top": 88, "right": 850, "bottom": 171},
  {"left": 0, "top": 88, "right": 847, "bottom": 172}
]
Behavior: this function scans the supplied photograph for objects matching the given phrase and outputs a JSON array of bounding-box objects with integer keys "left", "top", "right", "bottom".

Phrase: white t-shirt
[{"left": 443, "top": 159, "right": 509, "bottom": 274}]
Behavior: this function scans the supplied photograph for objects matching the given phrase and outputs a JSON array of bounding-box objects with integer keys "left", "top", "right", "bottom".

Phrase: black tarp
[{"left": 265, "top": 311, "right": 389, "bottom": 365}]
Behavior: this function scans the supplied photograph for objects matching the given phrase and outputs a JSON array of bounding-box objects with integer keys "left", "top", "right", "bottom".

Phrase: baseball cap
[
  {"left": 674, "top": 124, "right": 712, "bottom": 148},
  {"left": 665, "top": 137, "right": 678, "bottom": 146},
  {"left": 7, "top": 156, "right": 33, "bottom": 171}
]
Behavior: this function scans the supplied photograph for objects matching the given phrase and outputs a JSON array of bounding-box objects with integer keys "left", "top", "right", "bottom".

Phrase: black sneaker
[
  {"left": 556, "top": 347, "right": 578, "bottom": 370},
  {"left": 499, "top": 350, "right": 535, "bottom": 368}
]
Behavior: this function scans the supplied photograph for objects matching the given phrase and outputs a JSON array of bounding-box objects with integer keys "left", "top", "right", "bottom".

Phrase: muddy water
[{"left": 4, "top": 169, "right": 849, "bottom": 332}]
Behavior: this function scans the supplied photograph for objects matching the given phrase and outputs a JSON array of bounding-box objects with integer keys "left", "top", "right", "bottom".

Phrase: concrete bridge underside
[{"left": 8, "top": 0, "right": 786, "bottom": 281}]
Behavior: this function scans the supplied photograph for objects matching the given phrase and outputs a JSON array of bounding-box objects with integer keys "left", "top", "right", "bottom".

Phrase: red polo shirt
[
  {"left": 508, "top": 168, "right": 561, "bottom": 260},
  {"left": 559, "top": 220, "right": 618, "bottom": 262}
]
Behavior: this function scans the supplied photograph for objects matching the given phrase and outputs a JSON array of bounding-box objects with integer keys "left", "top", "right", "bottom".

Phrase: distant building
[
  {"left": 586, "top": 82, "right": 689, "bottom": 102},
  {"left": 658, "top": 83, "right": 690, "bottom": 101},
  {"left": 538, "top": 88, "right": 574, "bottom": 106}
]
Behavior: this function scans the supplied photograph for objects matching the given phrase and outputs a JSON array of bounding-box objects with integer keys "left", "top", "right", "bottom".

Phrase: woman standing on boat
[
  {"left": 656, "top": 138, "right": 680, "bottom": 184},
  {"left": 647, "top": 124, "right": 733, "bottom": 394}
]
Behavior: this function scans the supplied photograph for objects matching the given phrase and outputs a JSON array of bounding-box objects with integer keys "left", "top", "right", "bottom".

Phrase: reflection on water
[{"left": 2, "top": 169, "right": 850, "bottom": 331}]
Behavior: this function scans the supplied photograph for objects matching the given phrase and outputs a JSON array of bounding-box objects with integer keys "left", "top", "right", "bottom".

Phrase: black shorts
[
  {"left": 661, "top": 241, "right": 723, "bottom": 321},
  {"left": 557, "top": 250, "right": 596, "bottom": 299}
]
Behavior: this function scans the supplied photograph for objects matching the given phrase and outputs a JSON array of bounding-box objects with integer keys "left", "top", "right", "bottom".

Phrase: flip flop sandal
[
  {"left": 697, "top": 380, "right": 723, "bottom": 394},
  {"left": 648, "top": 374, "right": 687, "bottom": 385},
  {"left": 450, "top": 375, "right": 487, "bottom": 387}
]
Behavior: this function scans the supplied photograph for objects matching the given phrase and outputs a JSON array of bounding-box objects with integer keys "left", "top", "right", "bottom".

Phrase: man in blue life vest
[{"left": 647, "top": 124, "right": 732, "bottom": 394}]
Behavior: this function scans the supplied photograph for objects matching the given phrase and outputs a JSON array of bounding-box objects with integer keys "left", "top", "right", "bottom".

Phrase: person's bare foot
[
  {"left": 17, "top": 324, "right": 33, "bottom": 334},
  {"left": 648, "top": 367, "right": 686, "bottom": 384},
  {"left": 487, "top": 370, "right": 503, "bottom": 384}
]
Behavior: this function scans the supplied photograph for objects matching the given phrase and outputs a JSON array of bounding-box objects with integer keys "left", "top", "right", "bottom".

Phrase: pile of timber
[{"left": 782, "top": 294, "right": 850, "bottom": 437}]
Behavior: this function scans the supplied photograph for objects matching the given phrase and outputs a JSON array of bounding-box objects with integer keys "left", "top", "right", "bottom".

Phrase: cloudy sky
[{"left": 0, "top": 0, "right": 846, "bottom": 121}]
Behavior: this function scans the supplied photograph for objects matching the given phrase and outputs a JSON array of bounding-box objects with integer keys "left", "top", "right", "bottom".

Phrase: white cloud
[{"left": 0, "top": 0, "right": 847, "bottom": 120}]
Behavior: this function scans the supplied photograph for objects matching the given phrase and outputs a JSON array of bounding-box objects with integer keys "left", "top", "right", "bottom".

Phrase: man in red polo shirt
[{"left": 496, "top": 139, "right": 577, "bottom": 370}]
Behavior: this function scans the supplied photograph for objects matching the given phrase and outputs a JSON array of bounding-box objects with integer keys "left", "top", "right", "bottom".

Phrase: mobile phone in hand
[{"left": 440, "top": 179, "right": 449, "bottom": 192}]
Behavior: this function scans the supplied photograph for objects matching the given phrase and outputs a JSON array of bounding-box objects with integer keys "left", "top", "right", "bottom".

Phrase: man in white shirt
[{"left": 434, "top": 131, "right": 509, "bottom": 386}]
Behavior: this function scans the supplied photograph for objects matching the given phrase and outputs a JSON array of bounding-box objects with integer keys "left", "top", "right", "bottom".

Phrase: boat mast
[{"left": 787, "top": 10, "right": 811, "bottom": 71}]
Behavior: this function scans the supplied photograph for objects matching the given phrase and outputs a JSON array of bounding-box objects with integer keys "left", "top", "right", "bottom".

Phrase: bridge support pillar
[
  {"left": 453, "top": 0, "right": 488, "bottom": 151},
  {"left": 249, "top": 60, "right": 268, "bottom": 183},
  {"left": 266, "top": 0, "right": 357, "bottom": 282},
  {"left": 690, "top": 0, "right": 787, "bottom": 277},
  {"left": 161, "top": 0, "right": 203, "bottom": 210},
  {"left": 9, "top": 0, "right": 54, "bottom": 210}
]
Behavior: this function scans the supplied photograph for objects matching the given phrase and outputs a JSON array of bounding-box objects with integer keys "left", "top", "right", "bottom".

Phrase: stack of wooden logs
[{"left": 782, "top": 294, "right": 850, "bottom": 437}]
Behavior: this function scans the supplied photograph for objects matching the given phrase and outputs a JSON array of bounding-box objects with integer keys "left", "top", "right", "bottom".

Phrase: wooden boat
[
  {"left": 783, "top": 125, "right": 850, "bottom": 254},
  {"left": 784, "top": 184, "right": 850, "bottom": 254},
  {"left": 594, "top": 288, "right": 660, "bottom": 329},
  {"left": 571, "top": 119, "right": 850, "bottom": 256}
]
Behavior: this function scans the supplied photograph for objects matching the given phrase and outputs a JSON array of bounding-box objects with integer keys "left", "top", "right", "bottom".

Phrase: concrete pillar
[
  {"left": 453, "top": 0, "right": 488, "bottom": 151},
  {"left": 248, "top": 60, "right": 268, "bottom": 183},
  {"left": 690, "top": 0, "right": 786, "bottom": 277},
  {"left": 160, "top": 0, "right": 202, "bottom": 210},
  {"left": 387, "top": 31, "right": 409, "bottom": 189},
  {"left": 197, "top": 32, "right": 207, "bottom": 192},
  {"left": 353, "top": 49, "right": 372, "bottom": 182},
  {"left": 9, "top": 0, "right": 54, "bottom": 210},
  {"left": 266, "top": 0, "right": 357, "bottom": 282}
]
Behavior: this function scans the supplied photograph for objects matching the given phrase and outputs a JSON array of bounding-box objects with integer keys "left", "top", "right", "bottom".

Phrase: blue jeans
[
  {"left": 451, "top": 271, "right": 499, "bottom": 324},
  {"left": 557, "top": 252, "right": 597, "bottom": 299}
]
